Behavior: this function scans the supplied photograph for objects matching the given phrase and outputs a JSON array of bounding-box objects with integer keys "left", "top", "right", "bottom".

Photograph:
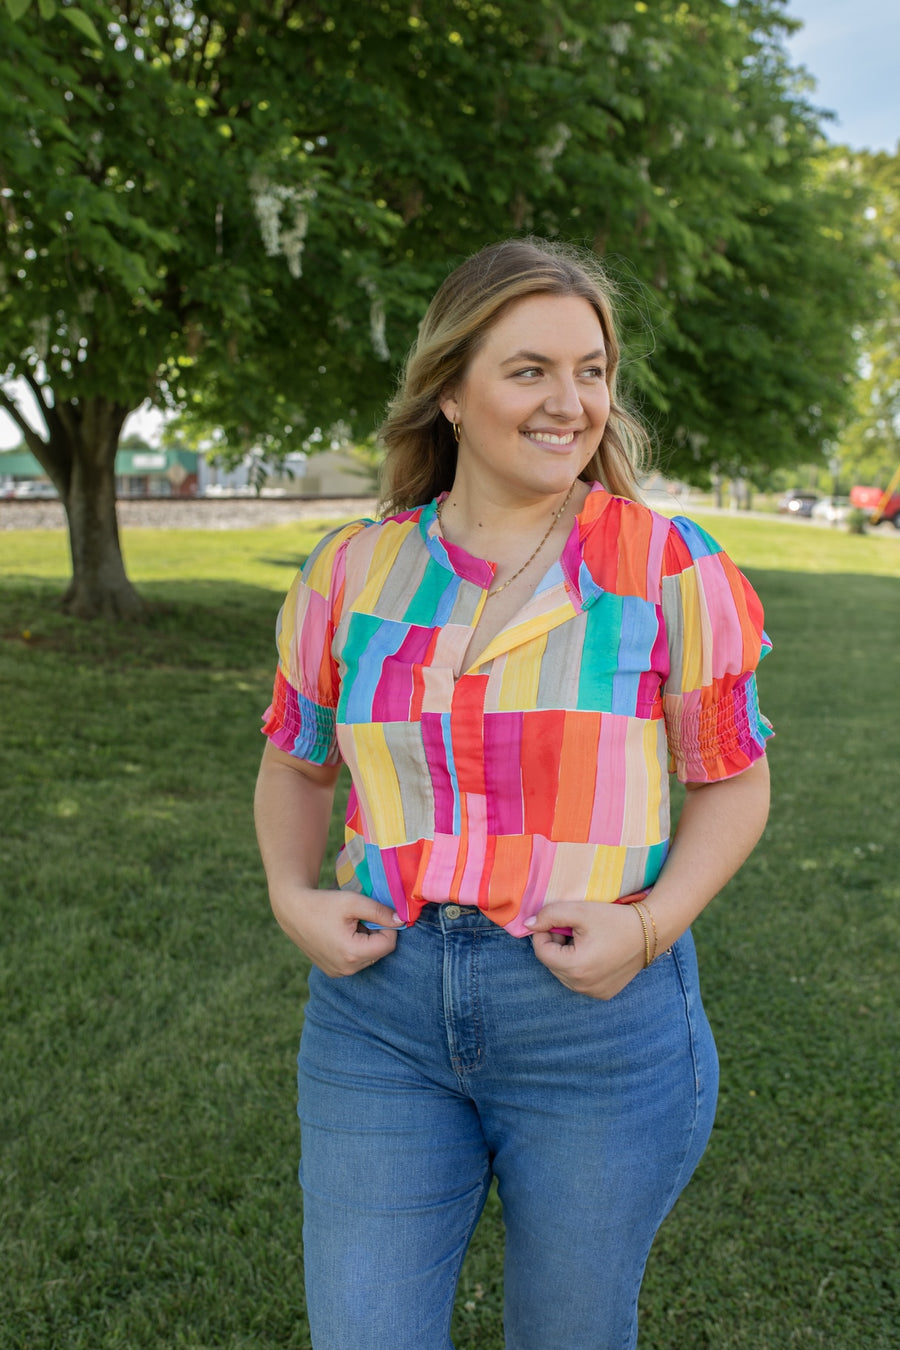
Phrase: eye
[
  {"left": 581, "top": 365, "right": 607, "bottom": 380},
  {"left": 512, "top": 366, "right": 543, "bottom": 379}
]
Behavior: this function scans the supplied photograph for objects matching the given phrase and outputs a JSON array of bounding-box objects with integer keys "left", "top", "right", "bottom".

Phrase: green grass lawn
[{"left": 1, "top": 513, "right": 898, "bottom": 1349}]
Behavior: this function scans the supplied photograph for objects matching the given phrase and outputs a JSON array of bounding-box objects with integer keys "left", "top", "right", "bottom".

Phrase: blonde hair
[{"left": 378, "top": 237, "right": 651, "bottom": 515}]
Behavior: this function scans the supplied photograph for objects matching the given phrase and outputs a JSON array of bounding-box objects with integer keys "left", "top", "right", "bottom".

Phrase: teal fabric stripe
[
  {"left": 642, "top": 840, "right": 669, "bottom": 886},
  {"left": 292, "top": 692, "right": 337, "bottom": 763},
  {"left": 403, "top": 555, "right": 458, "bottom": 626},
  {"left": 577, "top": 592, "right": 623, "bottom": 711},
  {"left": 338, "top": 612, "right": 384, "bottom": 721}
]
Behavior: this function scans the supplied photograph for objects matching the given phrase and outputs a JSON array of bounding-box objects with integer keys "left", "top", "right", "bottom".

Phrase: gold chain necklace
[{"left": 436, "top": 479, "right": 576, "bottom": 598}]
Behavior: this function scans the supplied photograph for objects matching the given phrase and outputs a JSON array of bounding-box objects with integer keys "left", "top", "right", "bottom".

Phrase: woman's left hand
[
  {"left": 527, "top": 760, "right": 772, "bottom": 1000},
  {"left": 526, "top": 902, "right": 648, "bottom": 1000}
]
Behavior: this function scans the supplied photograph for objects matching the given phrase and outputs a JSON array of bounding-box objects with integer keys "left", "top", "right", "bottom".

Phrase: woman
[{"left": 255, "top": 237, "right": 772, "bottom": 1349}]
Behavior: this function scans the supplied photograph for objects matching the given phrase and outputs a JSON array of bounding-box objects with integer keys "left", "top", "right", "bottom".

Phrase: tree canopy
[
  {"left": 0, "top": 0, "right": 876, "bottom": 614},
  {"left": 837, "top": 150, "right": 900, "bottom": 488}
]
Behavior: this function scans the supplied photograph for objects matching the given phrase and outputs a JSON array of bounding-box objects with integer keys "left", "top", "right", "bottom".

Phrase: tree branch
[{"left": 0, "top": 383, "right": 40, "bottom": 443}]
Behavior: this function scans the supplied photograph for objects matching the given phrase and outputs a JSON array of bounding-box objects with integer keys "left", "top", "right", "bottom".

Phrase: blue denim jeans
[{"left": 297, "top": 904, "right": 718, "bottom": 1350}]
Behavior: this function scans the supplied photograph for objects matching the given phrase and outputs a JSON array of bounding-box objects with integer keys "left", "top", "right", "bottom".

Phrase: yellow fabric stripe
[
  {"left": 642, "top": 719, "right": 664, "bottom": 841},
  {"left": 469, "top": 602, "right": 572, "bottom": 672},
  {"left": 678, "top": 568, "right": 704, "bottom": 692},
  {"left": 304, "top": 521, "right": 368, "bottom": 596},
  {"left": 354, "top": 522, "right": 413, "bottom": 612},
  {"left": 346, "top": 724, "right": 407, "bottom": 846},
  {"left": 496, "top": 632, "right": 547, "bottom": 710},
  {"left": 586, "top": 846, "right": 626, "bottom": 902}
]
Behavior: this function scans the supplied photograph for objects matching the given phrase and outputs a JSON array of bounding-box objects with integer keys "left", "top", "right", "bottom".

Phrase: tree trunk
[
  {"left": 62, "top": 455, "right": 144, "bottom": 621},
  {"left": 27, "top": 394, "right": 144, "bottom": 620}
]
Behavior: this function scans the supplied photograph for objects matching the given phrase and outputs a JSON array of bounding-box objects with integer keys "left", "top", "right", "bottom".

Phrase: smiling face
[{"left": 440, "top": 292, "right": 611, "bottom": 506}]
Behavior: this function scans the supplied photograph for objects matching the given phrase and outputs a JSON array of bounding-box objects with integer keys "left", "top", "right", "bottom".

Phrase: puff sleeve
[
  {"left": 660, "top": 516, "right": 773, "bottom": 783},
  {"left": 261, "top": 520, "right": 369, "bottom": 765}
]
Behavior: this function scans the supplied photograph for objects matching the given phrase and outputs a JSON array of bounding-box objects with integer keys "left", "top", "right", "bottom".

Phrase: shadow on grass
[
  {"left": 1, "top": 564, "right": 898, "bottom": 1350},
  {"left": 0, "top": 572, "right": 315, "bottom": 671}
]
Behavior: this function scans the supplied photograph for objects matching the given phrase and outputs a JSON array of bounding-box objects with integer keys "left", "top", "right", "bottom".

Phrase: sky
[
  {"left": 3, "top": 3, "right": 899, "bottom": 452},
  {"left": 782, "top": 0, "right": 900, "bottom": 153}
]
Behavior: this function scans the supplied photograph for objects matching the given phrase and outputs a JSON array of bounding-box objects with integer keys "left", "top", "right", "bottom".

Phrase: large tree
[
  {"left": 837, "top": 150, "right": 900, "bottom": 487},
  {"left": 0, "top": 0, "right": 872, "bottom": 616}
]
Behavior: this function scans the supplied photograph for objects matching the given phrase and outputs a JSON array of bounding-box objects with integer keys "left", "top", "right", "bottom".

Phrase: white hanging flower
[
  {"left": 30, "top": 315, "right": 50, "bottom": 362},
  {"left": 280, "top": 201, "right": 311, "bottom": 279},
  {"left": 536, "top": 123, "right": 571, "bottom": 173},
  {"left": 359, "top": 277, "right": 390, "bottom": 360},
  {"left": 607, "top": 22, "right": 630, "bottom": 55},
  {"left": 250, "top": 173, "right": 316, "bottom": 276}
]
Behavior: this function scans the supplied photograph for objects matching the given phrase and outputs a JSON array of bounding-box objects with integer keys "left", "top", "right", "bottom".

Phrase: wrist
[{"left": 629, "top": 899, "right": 659, "bottom": 967}]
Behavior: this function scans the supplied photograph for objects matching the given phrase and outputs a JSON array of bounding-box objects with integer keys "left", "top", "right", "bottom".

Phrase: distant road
[
  {"left": 0, "top": 496, "right": 380, "bottom": 531},
  {"left": 2, "top": 494, "right": 897, "bottom": 536}
]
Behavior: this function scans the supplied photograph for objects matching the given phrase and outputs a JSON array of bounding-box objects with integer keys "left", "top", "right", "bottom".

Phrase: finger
[
  {"left": 530, "top": 929, "right": 571, "bottom": 950},
  {"left": 352, "top": 898, "right": 406, "bottom": 930},
  {"left": 350, "top": 925, "right": 398, "bottom": 968},
  {"left": 530, "top": 930, "right": 577, "bottom": 962},
  {"left": 524, "top": 902, "right": 587, "bottom": 934}
]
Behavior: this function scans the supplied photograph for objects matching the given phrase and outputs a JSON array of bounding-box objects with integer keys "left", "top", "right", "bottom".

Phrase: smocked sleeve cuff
[
  {"left": 664, "top": 671, "right": 773, "bottom": 783},
  {"left": 261, "top": 666, "right": 341, "bottom": 766}
]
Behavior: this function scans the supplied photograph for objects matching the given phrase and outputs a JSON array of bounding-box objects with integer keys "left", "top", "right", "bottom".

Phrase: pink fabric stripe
[
  {"left": 417, "top": 834, "right": 464, "bottom": 901},
  {"left": 484, "top": 712, "right": 525, "bottom": 835},
  {"left": 421, "top": 714, "right": 455, "bottom": 833},
  {"left": 589, "top": 717, "right": 627, "bottom": 843},
  {"left": 370, "top": 625, "right": 435, "bottom": 722},
  {"left": 458, "top": 794, "right": 488, "bottom": 900},
  {"left": 644, "top": 511, "right": 669, "bottom": 601},
  {"left": 696, "top": 554, "right": 746, "bottom": 677}
]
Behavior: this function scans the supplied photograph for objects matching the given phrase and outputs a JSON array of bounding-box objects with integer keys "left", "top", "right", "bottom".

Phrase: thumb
[
  {"left": 524, "top": 901, "right": 586, "bottom": 935},
  {"left": 355, "top": 896, "right": 406, "bottom": 930}
]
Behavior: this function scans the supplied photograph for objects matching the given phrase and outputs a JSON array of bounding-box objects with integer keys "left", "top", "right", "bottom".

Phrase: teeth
[{"left": 524, "top": 431, "right": 576, "bottom": 445}]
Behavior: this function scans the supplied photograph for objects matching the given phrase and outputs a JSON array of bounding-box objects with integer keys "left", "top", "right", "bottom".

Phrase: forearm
[
  {"left": 645, "top": 755, "right": 771, "bottom": 949},
  {"left": 254, "top": 742, "right": 403, "bottom": 973},
  {"left": 254, "top": 743, "right": 338, "bottom": 896}
]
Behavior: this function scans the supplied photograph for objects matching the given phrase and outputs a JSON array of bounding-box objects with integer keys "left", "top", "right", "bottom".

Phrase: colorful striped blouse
[{"left": 262, "top": 483, "right": 772, "bottom": 936}]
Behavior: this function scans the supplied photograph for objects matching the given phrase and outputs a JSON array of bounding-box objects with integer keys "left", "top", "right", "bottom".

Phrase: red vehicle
[{"left": 849, "top": 481, "right": 900, "bottom": 527}]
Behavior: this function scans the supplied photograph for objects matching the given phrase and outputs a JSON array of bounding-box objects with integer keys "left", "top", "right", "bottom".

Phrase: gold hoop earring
[{"left": 452, "top": 421, "right": 461, "bottom": 444}]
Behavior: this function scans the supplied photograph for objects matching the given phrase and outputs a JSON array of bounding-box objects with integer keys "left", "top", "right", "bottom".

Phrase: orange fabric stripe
[
  {"left": 614, "top": 502, "right": 653, "bottom": 596},
  {"left": 449, "top": 799, "right": 469, "bottom": 900},
  {"left": 488, "top": 835, "right": 534, "bottom": 927},
  {"left": 410, "top": 628, "right": 440, "bottom": 722},
  {"left": 552, "top": 713, "right": 601, "bottom": 843}
]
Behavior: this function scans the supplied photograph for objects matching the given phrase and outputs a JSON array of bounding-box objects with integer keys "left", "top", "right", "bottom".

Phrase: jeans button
[{"left": 444, "top": 904, "right": 462, "bottom": 919}]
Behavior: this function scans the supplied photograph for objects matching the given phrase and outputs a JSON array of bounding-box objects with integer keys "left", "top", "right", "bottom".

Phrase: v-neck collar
[
  {"left": 420, "top": 481, "right": 613, "bottom": 607},
  {"left": 417, "top": 483, "right": 615, "bottom": 672}
]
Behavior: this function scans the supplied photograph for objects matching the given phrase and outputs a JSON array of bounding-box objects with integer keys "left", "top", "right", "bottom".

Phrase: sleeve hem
[{"left": 665, "top": 674, "right": 773, "bottom": 784}]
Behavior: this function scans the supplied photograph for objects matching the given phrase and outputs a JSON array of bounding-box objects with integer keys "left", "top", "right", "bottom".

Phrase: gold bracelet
[
  {"left": 632, "top": 903, "right": 651, "bottom": 969},
  {"left": 633, "top": 901, "right": 659, "bottom": 963}
]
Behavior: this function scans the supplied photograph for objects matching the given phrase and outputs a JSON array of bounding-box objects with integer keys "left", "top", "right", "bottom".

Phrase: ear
[{"left": 439, "top": 388, "right": 460, "bottom": 428}]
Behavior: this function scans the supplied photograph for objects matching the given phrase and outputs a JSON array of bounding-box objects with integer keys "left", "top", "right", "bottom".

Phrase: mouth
[{"left": 522, "top": 429, "right": 580, "bottom": 447}]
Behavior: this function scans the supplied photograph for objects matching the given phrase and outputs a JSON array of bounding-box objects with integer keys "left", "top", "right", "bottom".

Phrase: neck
[
  {"left": 438, "top": 478, "right": 583, "bottom": 541},
  {"left": 436, "top": 480, "right": 584, "bottom": 597}
]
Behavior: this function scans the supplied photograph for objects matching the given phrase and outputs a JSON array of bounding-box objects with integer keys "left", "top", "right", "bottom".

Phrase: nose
[{"left": 542, "top": 374, "right": 583, "bottom": 419}]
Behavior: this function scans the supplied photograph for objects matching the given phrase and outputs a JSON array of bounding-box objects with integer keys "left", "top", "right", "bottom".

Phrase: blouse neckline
[{"left": 420, "top": 480, "right": 612, "bottom": 591}]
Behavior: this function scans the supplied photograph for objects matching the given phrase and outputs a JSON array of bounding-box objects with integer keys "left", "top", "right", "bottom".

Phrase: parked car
[
  {"left": 810, "top": 496, "right": 852, "bottom": 524},
  {"left": 13, "top": 480, "right": 58, "bottom": 499},
  {"left": 849, "top": 484, "right": 900, "bottom": 527},
  {"left": 777, "top": 490, "right": 818, "bottom": 517}
]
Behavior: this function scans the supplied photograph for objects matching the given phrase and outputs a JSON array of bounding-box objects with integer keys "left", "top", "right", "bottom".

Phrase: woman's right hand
[
  {"left": 269, "top": 883, "right": 405, "bottom": 977},
  {"left": 255, "top": 744, "right": 404, "bottom": 977}
]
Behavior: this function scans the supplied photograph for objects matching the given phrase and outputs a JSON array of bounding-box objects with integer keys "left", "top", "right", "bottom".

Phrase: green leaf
[{"left": 62, "top": 6, "right": 104, "bottom": 46}]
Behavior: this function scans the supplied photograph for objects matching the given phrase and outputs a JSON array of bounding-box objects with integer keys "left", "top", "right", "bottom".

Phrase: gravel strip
[{"left": 0, "top": 496, "right": 379, "bottom": 531}]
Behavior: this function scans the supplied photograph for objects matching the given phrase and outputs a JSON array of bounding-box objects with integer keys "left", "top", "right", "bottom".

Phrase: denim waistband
[{"left": 413, "top": 902, "right": 506, "bottom": 933}]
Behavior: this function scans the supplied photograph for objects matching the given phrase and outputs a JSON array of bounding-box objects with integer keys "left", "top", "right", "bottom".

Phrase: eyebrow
[{"left": 500, "top": 348, "right": 607, "bottom": 366}]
